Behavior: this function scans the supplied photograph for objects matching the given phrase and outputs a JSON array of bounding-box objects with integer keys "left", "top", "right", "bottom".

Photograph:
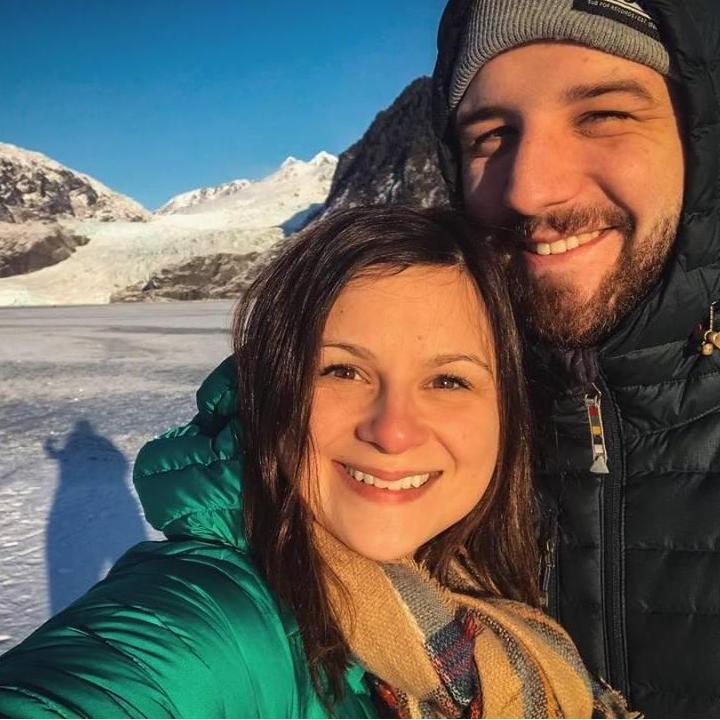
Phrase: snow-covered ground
[
  {"left": 0, "top": 151, "right": 336, "bottom": 306},
  {"left": 0, "top": 300, "right": 235, "bottom": 651}
]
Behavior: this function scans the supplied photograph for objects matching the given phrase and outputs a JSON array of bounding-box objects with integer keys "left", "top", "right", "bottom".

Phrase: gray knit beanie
[{"left": 449, "top": 0, "right": 671, "bottom": 109}]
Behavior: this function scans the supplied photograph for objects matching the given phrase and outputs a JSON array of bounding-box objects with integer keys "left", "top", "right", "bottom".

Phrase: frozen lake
[{"left": 0, "top": 301, "right": 235, "bottom": 651}]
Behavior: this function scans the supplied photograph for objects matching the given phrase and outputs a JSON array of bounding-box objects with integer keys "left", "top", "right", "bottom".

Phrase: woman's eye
[
  {"left": 431, "top": 374, "right": 471, "bottom": 391},
  {"left": 320, "top": 364, "right": 361, "bottom": 381}
]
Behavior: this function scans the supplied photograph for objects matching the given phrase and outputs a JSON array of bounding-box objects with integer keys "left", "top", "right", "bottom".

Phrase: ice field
[{"left": 0, "top": 301, "right": 235, "bottom": 650}]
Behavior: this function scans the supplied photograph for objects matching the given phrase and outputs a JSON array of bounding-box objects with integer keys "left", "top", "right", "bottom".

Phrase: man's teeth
[
  {"left": 529, "top": 229, "right": 604, "bottom": 256},
  {"left": 344, "top": 465, "right": 431, "bottom": 491}
]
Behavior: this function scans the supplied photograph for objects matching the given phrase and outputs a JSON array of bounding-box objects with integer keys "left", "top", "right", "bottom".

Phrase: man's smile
[
  {"left": 520, "top": 227, "right": 626, "bottom": 279},
  {"left": 523, "top": 228, "right": 609, "bottom": 256}
]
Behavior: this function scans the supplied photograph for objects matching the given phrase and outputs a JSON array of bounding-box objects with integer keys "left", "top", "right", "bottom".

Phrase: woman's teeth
[
  {"left": 528, "top": 229, "right": 604, "bottom": 256},
  {"left": 344, "top": 465, "right": 431, "bottom": 491}
]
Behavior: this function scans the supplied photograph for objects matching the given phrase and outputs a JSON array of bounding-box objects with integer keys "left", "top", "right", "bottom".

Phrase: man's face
[{"left": 456, "top": 43, "right": 685, "bottom": 347}]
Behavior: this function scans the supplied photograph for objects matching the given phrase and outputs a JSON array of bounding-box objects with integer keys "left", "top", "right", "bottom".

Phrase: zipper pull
[
  {"left": 585, "top": 384, "right": 610, "bottom": 475},
  {"left": 540, "top": 519, "right": 558, "bottom": 610}
]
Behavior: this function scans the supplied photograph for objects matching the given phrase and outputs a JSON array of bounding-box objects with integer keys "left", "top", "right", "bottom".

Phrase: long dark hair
[{"left": 232, "top": 206, "right": 539, "bottom": 706}]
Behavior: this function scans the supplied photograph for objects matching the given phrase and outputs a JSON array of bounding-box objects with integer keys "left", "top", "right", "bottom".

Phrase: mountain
[
  {"left": 156, "top": 151, "right": 336, "bottom": 222},
  {"left": 156, "top": 151, "right": 337, "bottom": 215},
  {"left": 0, "top": 152, "right": 336, "bottom": 306},
  {"left": 156, "top": 179, "right": 252, "bottom": 215},
  {"left": 0, "top": 143, "right": 149, "bottom": 223},
  {"left": 0, "top": 70, "right": 453, "bottom": 306},
  {"left": 109, "top": 93, "right": 449, "bottom": 304},
  {"left": 323, "top": 77, "right": 449, "bottom": 214}
]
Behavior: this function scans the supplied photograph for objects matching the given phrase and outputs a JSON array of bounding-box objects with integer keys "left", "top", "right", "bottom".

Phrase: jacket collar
[{"left": 133, "top": 356, "right": 247, "bottom": 548}]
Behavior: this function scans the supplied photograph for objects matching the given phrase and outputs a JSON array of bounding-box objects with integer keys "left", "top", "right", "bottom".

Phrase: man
[{"left": 432, "top": 0, "right": 720, "bottom": 716}]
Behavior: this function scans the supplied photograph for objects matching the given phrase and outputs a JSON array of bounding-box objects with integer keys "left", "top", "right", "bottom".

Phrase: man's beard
[{"left": 503, "top": 205, "right": 680, "bottom": 348}]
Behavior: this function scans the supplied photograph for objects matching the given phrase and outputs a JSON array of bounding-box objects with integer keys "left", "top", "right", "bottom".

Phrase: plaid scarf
[{"left": 315, "top": 527, "right": 636, "bottom": 718}]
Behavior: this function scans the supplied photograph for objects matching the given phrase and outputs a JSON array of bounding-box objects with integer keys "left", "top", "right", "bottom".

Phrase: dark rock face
[
  {"left": 0, "top": 161, "right": 99, "bottom": 222},
  {"left": 110, "top": 252, "right": 269, "bottom": 302},
  {"left": 0, "top": 223, "right": 90, "bottom": 277},
  {"left": 0, "top": 145, "right": 149, "bottom": 223},
  {"left": 322, "top": 77, "right": 450, "bottom": 215}
]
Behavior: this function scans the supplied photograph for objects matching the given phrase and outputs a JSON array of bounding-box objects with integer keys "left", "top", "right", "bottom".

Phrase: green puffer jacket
[{"left": 0, "top": 357, "right": 377, "bottom": 719}]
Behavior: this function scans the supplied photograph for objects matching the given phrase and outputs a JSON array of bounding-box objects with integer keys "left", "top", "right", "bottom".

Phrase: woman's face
[{"left": 305, "top": 265, "right": 500, "bottom": 561}]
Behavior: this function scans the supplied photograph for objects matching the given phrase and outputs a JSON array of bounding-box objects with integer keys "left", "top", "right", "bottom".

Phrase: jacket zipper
[
  {"left": 540, "top": 514, "right": 559, "bottom": 618},
  {"left": 595, "top": 373, "right": 629, "bottom": 697}
]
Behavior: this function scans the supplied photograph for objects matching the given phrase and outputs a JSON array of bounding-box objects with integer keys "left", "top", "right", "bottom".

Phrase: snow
[
  {"left": 155, "top": 151, "right": 336, "bottom": 220},
  {"left": 156, "top": 179, "right": 252, "bottom": 215},
  {"left": 156, "top": 151, "right": 336, "bottom": 215},
  {"left": 0, "top": 300, "right": 235, "bottom": 652},
  {"left": 0, "top": 151, "right": 337, "bottom": 306}
]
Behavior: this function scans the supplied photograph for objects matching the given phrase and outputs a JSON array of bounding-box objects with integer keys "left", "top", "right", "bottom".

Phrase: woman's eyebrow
[
  {"left": 322, "top": 345, "right": 491, "bottom": 372},
  {"left": 321, "top": 342, "right": 376, "bottom": 361},
  {"left": 429, "top": 353, "right": 491, "bottom": 371}
]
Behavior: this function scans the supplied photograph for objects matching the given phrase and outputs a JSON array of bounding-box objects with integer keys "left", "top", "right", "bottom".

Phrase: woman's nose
[{"left": 355, "top": 390, "right": 429, "bottom": 454}]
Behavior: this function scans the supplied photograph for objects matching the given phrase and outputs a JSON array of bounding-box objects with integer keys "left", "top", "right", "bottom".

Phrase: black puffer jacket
[{"left": 433, "top": 2, "right": 720, "bottom": 717}]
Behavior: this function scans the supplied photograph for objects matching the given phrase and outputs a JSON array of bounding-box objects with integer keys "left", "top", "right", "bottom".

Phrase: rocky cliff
[
  {"left": 0, "top": 143, "right": 149, "bottom": 224},
  {"left": 109, "top": 251, "right": 268, "bottom": 302},
  {"left": 322, "top": 76, "right": 449, "bottom": 214},
  {"left": 0, "top": 222, "right": 90, "bottom": 278}
]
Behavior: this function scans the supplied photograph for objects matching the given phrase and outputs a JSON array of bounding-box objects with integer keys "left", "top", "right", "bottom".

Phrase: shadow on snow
[{"left": 44, "top": 419, "right": 147, "bottom": 614}]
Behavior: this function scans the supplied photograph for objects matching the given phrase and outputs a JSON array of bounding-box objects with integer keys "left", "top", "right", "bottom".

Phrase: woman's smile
[{"left": 334, "top": 461, "right": 442, "bottom": 501}]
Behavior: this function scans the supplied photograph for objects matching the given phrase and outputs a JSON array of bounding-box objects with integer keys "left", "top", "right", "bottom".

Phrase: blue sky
[{"left": 2, "top": 1, "right": 447, "bottom": 209}]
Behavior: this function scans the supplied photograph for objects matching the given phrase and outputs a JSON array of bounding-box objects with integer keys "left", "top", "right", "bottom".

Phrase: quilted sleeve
[{"left": 0, "top": 541, "right": 302, "bottom": 718}]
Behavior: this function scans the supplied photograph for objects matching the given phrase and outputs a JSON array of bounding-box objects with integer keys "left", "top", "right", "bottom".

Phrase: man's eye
[
  {"left": 320, "top": 364, "right": 361, "bottom": 381},
  {"left": 466, "top": 126, "right": 514, "bottom": 158},
  {"left": 581, "top": 110, "right": 634, "bottom": 124},
  {"left": 431, "top": 374, "right": 471, "bottom": 390}
]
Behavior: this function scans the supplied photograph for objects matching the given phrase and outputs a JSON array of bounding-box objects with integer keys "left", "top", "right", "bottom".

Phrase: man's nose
[
  {"left": 355, "top": 389, "right": 429, "bottom": 454},
  {"left": 503, "top": 126, "right": 584, "bottom": 218}
]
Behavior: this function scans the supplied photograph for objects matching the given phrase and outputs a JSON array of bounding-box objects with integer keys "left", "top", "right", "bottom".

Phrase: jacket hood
[
  {"left": 133, "top": 356, "right": 246, "bottom": 548},
  {"left": 433, "top": 0, "right": 720, "bottom": 370}
]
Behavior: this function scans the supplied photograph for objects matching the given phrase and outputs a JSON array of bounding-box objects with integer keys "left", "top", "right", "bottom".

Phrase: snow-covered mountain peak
[
  {"left": 156, "top": 177, "right": 253, "bottom": 215},
  {"left": 158, "top": 152, "right": 337, "bottom": 219},
  {"left": 309, "top": 150, "right": 336, "bottom": 167},
  {"left": 0, "top": 142, "right": 51, "bottom": 166},
  {"left": 280, "top": 155, "right": 300, "bottom": 169},
  {"left": 276, "top": 151, "right": 337, "bottom": 174},
  {"left": 158, "top": 152, "right": 337, "bottom": 217},
  {"left": 270, "top": 151, "right": 337, "bottom": 183},
  {"left": 0, "top": 142, "right": 150, "bottom": 223}
]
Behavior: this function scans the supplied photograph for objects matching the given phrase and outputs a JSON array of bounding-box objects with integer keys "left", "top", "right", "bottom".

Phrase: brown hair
[{"left": 232, "top": 205, "right": 539, "bottom": 706}]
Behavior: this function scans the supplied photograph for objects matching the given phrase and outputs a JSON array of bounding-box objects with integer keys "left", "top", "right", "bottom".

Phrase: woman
[{"left": 0, "top": 207, "right": 628, "bottom": 718}]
